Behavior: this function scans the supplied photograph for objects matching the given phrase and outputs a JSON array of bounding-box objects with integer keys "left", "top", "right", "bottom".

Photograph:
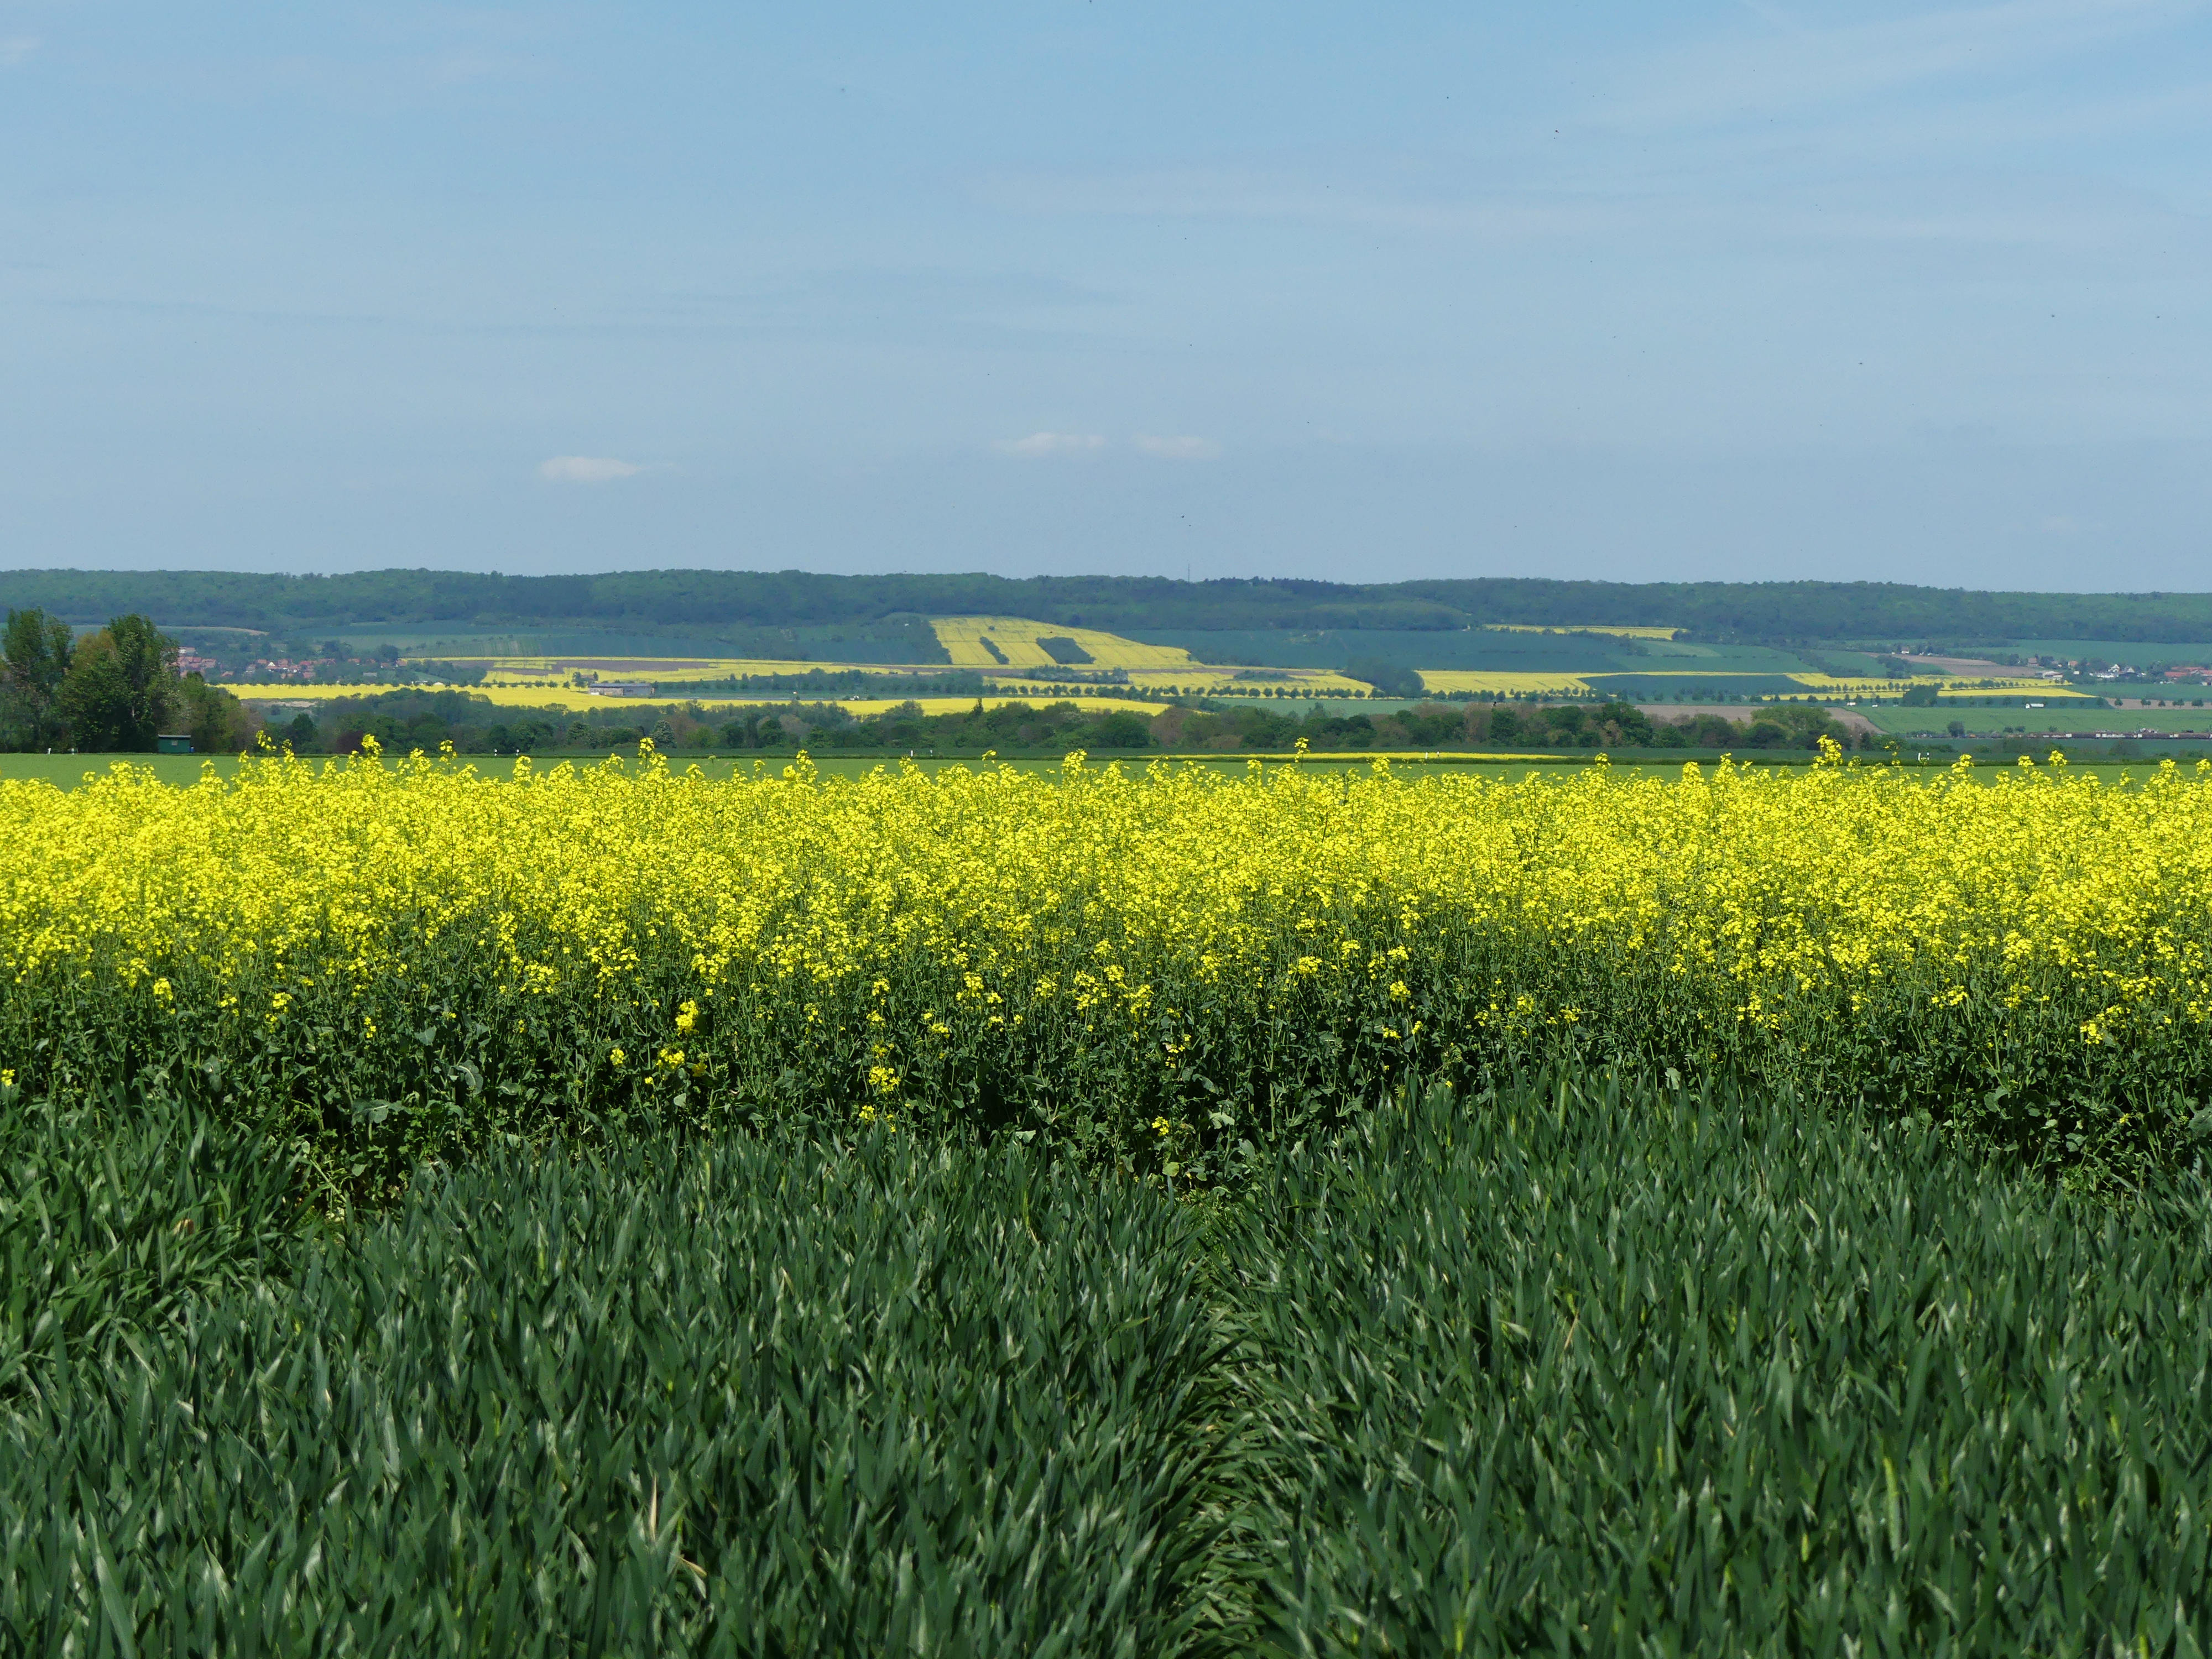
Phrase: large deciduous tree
[
  {"left": 56, "top": 614, "right": 180, "bottom": 752},
  {"left": 179, "top": 674, "right": 255, "bottom": 754},
  {"left": 2, "top": 607, "right": 76, "bottom": 749}
]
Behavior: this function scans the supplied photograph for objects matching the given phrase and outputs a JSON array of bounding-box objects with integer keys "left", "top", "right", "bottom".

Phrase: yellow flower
[{"left": 0, "top": 742, "right": 2197, "bottom": 1164}]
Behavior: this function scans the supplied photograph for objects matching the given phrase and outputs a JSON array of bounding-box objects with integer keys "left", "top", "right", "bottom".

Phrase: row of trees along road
[{"left": 2, "top": 609, "right": 252, "bottom": 754}]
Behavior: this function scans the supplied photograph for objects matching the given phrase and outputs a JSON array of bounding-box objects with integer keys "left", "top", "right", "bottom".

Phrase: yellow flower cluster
[{"left": 2, "top": 746, "right": 2206, "bottom": 1173}]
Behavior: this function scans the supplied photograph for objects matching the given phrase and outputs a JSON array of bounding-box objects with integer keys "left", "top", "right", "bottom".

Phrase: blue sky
[{"left": 3, "top": 1, "right": 2209, "bottom": 587}]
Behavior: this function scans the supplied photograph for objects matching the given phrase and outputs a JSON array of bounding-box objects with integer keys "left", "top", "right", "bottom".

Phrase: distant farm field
[
  {"left": 1859, "top": 704, "right": 2182, "bottom": 736},
  {"left": 200, "top": 613, "right": 2176, "bottom": 715}
]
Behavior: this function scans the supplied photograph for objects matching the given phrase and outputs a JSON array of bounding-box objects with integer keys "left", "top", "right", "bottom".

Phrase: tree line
[
  {"left": 1, "top": 609, "right": 253, "bottom": 754},
  {"left": 274, "top": 689, "right": 1863, "bottom": 760}
]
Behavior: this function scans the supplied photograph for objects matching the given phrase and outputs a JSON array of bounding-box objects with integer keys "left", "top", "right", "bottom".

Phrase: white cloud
[
  {"left": 1134, "top": 433, "right": 1222, "bottom": 461},
  {"left": 0, "top": 36, "right": 39, "bottom": 66},
  {"left": 995, "top": 431, "right": 1105, "bottom": 456},
  {"left": 539, "top": 455, "right": 643, "bottom": 483}
]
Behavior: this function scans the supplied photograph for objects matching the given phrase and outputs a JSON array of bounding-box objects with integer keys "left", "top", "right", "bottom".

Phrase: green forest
[{"left": 14, "top": 567, "right": 2212, "bottom": 645}]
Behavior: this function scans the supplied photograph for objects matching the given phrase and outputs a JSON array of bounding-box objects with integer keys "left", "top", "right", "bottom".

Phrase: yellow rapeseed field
[
  {"left": 1484, "top": 623, "right": 1682, "bottom": 640},
  {"left": 1788, "top": 673, "right": 2094, "bottom": 699},
  {"left": 2, "top": 740, "right": 2204, "bottom": 1185},
  {"left": 469, "top": 658, "right": 926, "bottom": 684},
  {"left": 930, "top": 615, "right": 1197, "bottom": 670},
  {"left": 1416, "top": 670, "right": 1596, "bottom": 696}
]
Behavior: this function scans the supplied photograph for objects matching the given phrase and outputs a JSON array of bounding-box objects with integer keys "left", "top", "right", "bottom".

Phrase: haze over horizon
[{"left": 5, "top": 2, "right": 2208, "bottom": 590}]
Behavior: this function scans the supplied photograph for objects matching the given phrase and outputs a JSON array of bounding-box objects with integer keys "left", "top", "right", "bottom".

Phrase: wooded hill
[{"left": 9, "top": 568, "right": 2212, "bottom": 644}]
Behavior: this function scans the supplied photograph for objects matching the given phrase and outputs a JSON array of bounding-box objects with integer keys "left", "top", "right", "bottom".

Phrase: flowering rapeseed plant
[{"left": 2, "top": 745, "right": 2206, "bottom": 1185}]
